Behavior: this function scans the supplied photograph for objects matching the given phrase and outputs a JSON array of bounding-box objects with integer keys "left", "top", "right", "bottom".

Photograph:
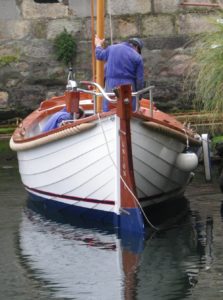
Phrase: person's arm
[
  {"left": 95, "top": 35, "right": 108, "bottom": 61},
  {"left": 95, "top": 35, "right": 104, "bottom": 47}
]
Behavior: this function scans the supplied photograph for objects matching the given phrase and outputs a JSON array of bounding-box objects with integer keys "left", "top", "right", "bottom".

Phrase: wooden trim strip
[
  {"left": 10, "top": 123, "right": 96, "bottom": 151},
  {"left": 142, "top": 121, "right": 201, "bottom": 146}
]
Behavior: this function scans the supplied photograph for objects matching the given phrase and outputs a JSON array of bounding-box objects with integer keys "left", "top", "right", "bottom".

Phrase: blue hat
[{"left": 128, "top": 37, "right": 144, "bottom": 53}]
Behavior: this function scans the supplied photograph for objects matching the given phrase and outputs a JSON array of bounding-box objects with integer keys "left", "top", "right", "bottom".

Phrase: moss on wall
[{"left": 0, "top": 55, "right": 19, "bottom": 67}]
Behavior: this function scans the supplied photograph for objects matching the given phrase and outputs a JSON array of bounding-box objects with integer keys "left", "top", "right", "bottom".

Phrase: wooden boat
[
  {"left": 9, "top": 1, "right": 201, "bottom": 234},
  {"left": 9, "top": 77, "right": 201, "bottom": 234}
]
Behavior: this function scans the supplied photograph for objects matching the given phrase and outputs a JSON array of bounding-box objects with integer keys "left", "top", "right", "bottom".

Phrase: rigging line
[
  {"left": 107, "top": 0, "right": 113, "bottom": 44},
  {"left": 97, "top": 113, "right": 159, "bottom": 231},
  {"left": 183, "top": 128, "right": 189, "bottom": 148}
]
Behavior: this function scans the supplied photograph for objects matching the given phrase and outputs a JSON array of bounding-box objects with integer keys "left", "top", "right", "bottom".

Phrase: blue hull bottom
[
  {"left": 26, "top": 192, "right": 189, "bottom": 235},
  {"left": 27, "top": 192, "right": 145, "bottom": 235}
]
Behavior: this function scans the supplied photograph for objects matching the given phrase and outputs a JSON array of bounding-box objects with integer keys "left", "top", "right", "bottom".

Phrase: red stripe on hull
[{"left": 25, "top": 186, "right": 115, "bottom": 205}]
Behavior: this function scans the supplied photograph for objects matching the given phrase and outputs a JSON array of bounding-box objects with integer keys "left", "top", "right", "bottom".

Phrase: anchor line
[{"left": 97, "top": 113, "right": 159, "bottom": 231}]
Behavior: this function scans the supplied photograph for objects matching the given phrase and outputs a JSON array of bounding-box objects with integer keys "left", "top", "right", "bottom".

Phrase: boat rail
[{"left": 67, "top": 80, "right": 155, "bottom": 116}]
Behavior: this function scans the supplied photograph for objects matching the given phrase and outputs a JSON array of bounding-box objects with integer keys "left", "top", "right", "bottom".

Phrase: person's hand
[{"left": 95, "top": 35, "right": 104, "bottom": 47}]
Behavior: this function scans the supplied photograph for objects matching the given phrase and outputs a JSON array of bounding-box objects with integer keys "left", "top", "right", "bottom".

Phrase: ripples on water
[
  {"left": 1, "top": 146, "right": 223, "bottom": 300},
  {"left": 17, "top": 204, "right": 221, "bottom": 300}
]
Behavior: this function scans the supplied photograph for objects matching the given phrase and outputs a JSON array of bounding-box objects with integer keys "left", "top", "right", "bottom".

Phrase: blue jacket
[
  {"left": 42, "top": 107, "right": 71, "bottom": 132},
  {"left": 95, "top": 42, "right": 144, "bottom": 92}
]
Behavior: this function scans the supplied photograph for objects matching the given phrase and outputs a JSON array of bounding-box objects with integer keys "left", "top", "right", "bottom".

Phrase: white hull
[
  {"left": 18, "top": 117, "right": 118, "bottom": 212},
  {"left": 17, "top": 116, "right": 192, "bottom": 213},
  {"left": 132, "top": 119, "right": 190, "bottom": 203}
]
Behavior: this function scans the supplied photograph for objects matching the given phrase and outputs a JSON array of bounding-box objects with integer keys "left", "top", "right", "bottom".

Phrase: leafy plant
[
  {"left": 212, "top": 135, "right": 223, "bottom": 145},
  {"left": 53, "top": 29, "right": 77, "bottom": 67},
  {"left": 185, "top": 17, "right": 223, "bottom": 116}
]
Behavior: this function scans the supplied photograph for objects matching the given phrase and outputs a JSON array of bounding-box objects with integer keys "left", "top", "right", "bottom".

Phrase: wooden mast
[{"left": 96, "top": 0, "right": 105, "bottom": 112}]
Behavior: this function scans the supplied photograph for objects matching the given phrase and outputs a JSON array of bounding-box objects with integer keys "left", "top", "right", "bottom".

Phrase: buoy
[
  {"left": 176, "top": 151, "right": 199, "bottom": 172},
  {"left": 201, "top": 133, "right": 212, "bottom": 181}
]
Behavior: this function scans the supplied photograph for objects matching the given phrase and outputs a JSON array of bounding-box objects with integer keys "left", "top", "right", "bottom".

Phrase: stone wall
[{"left": 0, "top": 0, "right": 222, "bottom": 120}]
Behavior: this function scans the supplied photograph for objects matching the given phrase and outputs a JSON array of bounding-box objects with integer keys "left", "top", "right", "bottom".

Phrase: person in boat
[
  {"left": 95, "top": 36, "right": 144, "bottom": 112},
  {"left": 42, "top": 107, "right": 84, "bottom": 132}
]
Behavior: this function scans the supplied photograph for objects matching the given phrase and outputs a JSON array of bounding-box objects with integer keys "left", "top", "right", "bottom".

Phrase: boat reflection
[
  {"left": 18, "top": 201, "right": 214, "bottom": 300},
  {"left": 18, "top": 208, "right": 143, "bottom": 300}
]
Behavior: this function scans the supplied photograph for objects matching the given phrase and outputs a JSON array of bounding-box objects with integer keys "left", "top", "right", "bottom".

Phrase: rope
[
  {"left": 183, "top": 128, "right": 189, "bottom": 149},
  {"left": 10, "top": 123, "right": 96, "bottom": 151},
  {"left": 97, "top": 113, "right": 159, "bottom": 231}
]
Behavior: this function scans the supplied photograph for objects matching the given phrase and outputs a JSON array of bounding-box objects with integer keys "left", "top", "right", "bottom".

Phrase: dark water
[{"left": 1, "top": 140, "right": 223, "bottom": 300}]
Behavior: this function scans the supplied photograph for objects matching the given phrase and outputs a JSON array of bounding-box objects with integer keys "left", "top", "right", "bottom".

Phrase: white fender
[{"left": 176, "top": 151, "right": 198, "bottom": 172}]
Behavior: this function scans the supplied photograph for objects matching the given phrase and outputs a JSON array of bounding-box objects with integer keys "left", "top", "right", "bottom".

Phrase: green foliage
[
  {"left": 185, "top": 17, "right": 223, "bottom": 116},
  {"left": 0, "top": 139, "right": 16, "bottom": 163},
  {"left": 0, "top": 140, "right": 10, "bottom": 153},
  {"left": 53, "top": 29, "right": 77, "bottom": 66},
  {"left": 0, "top": 127, "right": 15, "bottom": 134},
  {"left": 0, "top": 55, "right": 19, "bottom": 67},
  {"left": 212, "top": 135, "right": 223, "bottom": 145}
]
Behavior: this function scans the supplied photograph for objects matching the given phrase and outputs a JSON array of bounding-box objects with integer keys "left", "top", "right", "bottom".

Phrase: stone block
[
  {"left": 166, "top": 53, "right": 192, "bottom": 77},
  {"left": 177, "top": 13, "right": 219, "bottom": 34},
  {"left": 107, "top": 0, "right": 151, "bottom": 15},
  {"left": 0, "top": 0, "right": 20, "bottom": 20},
  {"left": 82, "top": 18, "right": 95, "bottom": 40},
  {"left": 0, "top": 20, "right": 31, "bottom": 40},
  {"left": 22, "top": 40, "right": 52, "bottom": 59},
  {"left": 69, "top": 0, "right": 95, "bottom": 17},
  {"left": 142, "top": 15, "right": 175, "bottom": 36},
  {"left": 31, "top": 21, "right": 47, "bottom": 39},
  {"left": 13, "top": 62, "right": 30, "bottom": 73},
  {"left": 111, "top": 17, "right": 139, "bottom": 39},
  {"left": 47, "top": 19, "right": 82, "bottom": 40},
  {"left": 154, "top": 0, "right": 180, "bottom": 13},
  {"left": 0, "top": 91, "right": 9, "bottom": 108},
  {"left": 6, "top": 79, "right": 20, "bottom": 88},
  {"left": 0, "top": 43, "right": 19, "bottom": 56},
  {"left": 21, "top": 0, "right": 68, "bottom": 19},
  {"left": 143, "top": 35, "right": 190, "bottom": 50}
]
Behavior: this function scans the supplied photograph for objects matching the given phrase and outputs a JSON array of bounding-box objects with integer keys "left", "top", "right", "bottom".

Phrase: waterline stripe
[{"left": 25, "top": 185, "right": 115, "bottom": 205}]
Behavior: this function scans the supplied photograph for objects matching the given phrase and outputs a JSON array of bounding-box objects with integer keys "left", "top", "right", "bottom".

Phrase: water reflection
[
  {"left": 19, "top": 209, "right": 134, "bottom": 300},
  {"left": 191, "top": 212, "right": 213, "bottom": 271},
  {"left": 2, "top": 142, "right": 223, "bottom": 299},
  {"left": 17, "top": 204, "right": 215, "bottom": 300},
  {"left": 220, "top": 201, "right": 223, "bottom": 220}
]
